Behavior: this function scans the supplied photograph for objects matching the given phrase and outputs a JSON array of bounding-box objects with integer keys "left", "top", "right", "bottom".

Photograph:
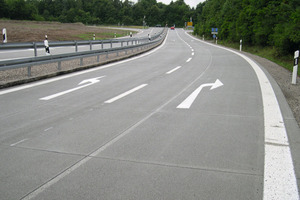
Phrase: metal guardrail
[
  {"left": 0, "top": 28, "right": 167, "bottom": 77},
  {"left": 0, "top": 28, "right": 165, "bottom": 56}
]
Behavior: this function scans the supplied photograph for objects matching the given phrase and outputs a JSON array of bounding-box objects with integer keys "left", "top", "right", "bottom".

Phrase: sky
[{"left": 131, "top": 0, "right": 205, "bottom": 8}]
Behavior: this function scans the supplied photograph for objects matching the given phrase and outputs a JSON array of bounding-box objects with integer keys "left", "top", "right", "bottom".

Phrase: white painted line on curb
[
  {"left": 104, "top": 84, "right": 148, "bottom": 104},
  {"left": 186, "top": 31, "right": 299, "bottom": 200},
  {"left": 166, "top": 66, "right": 181, "bottom": 74}
]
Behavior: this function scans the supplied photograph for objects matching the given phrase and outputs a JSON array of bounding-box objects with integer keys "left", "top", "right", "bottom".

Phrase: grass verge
[
  {"left": 218, "top": 40, "right": 298, "bottom": 76},
  {"left": 74, "top": 32, "right": 130, "bottom": 40}
]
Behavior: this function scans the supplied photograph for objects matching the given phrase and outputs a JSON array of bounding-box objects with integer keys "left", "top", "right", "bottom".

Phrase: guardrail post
[
  {"left": 75, "top": 41, "right": 78, "bottom": 52},
  {"left": 90, "top": 41, "right": 92, "bottom": 50},
  {"left": 80, "top": 57, "right": 83, "bottom": 66},
  {"left": 33, "top": 42, "right": 37, "bottom": 57},
  {"left": 121, "top": 41, "right": 123, "bottom": 47},
  {"left": 97, "top": 55, "right": 100, "bottom": 62},
  {"left": 27, "top": 66, "right": 31, "bottom": 77},
  {"left": 58, "top": 61, "right": 61, "bottom": 70},
  {"left": 101, "top": 41, "right": 103, "bottom": 49},
  {"left": 110, "top": 40, "right": 113, "bottom": 48}
]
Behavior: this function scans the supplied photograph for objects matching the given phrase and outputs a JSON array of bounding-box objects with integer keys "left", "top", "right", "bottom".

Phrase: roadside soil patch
[{"left": 0, "top": 20, "right": 129, "bottom": 42}]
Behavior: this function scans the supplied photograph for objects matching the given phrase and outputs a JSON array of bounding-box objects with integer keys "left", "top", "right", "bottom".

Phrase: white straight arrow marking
[
  {"left": 40, "top": 76, "right": 105, "bottom": 100},
  {"left": 177, "top": 79, "right": 223, "bottom": 109}
]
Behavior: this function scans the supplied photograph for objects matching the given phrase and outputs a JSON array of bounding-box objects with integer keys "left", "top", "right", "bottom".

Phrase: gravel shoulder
[{"left": 242, "top": 52, "right": 300, "bottom": 128}]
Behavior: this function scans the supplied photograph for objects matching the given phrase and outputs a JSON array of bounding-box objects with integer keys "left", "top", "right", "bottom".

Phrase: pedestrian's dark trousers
[{"left": 45, "top": 47, "right": 50, "bottom": 53}]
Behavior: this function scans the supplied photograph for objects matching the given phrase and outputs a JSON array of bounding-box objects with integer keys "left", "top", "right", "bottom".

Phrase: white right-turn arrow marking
[{"left": 177, "top": 79, "right": 223, "bottom": 109}]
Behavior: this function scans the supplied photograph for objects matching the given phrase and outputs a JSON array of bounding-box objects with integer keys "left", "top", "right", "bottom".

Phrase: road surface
[{"left": 0, "top": 29, "right": 299, "bottom": 199}]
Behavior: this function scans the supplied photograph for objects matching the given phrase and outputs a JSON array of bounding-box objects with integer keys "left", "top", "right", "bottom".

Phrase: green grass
[
  {"left": 103, "top": 25, "right": 147, "bottom": 29},
  {"left": 216, "top": 40, "right": 298, "bottom": 76},
  {"left": 74, "top": 32, "right": 130, "bottom": 40}
]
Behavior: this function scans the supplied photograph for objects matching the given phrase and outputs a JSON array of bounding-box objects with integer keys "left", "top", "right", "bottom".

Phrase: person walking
[{"left": 44, "top": 35, "right": 50, "bottom": 55}]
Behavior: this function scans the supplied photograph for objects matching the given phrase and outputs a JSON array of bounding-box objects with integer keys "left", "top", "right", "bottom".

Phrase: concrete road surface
[{"left": 0, "top": 28, "right": 299, "bottom": 200}]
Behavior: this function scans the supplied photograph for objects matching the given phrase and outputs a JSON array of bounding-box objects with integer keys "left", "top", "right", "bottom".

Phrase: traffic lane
[
  {"left": 32, "top": 156, "right": 261, "bottom": 200},
  {"left": 0, "top": 145, "right": 83, "bottom": 200},
  {"left": 0, "top": 27, "right": 210, "bottom": 198},
  {"left": 0, "top": 28, "right": 201, "bottom": 199},
  {"left": 28, "top": 34, "right": 264, "bottom": 199},
  {"left": 0, "top": 29, "right": 191, "bottom": 149},
  {"left": 0, "top": 28, "right": 185, "bottom": 118},
  {"left": 97, "top": 45, "right": 264, "bottom": 172}
]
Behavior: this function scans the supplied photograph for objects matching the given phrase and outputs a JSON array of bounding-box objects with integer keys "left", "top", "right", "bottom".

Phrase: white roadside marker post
[
  {"left": 240, "top": 39, "right": 242, "bottom": 51},
  {"left": 292, "top": 50, "right": 299, "bottom": 84},
  {"left": 2, "top": 28, "right": 7, "bottom": 43}
]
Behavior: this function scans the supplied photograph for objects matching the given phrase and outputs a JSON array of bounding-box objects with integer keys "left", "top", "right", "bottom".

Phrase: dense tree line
[
  {"left": 0, "top": 0, "right": 298, "bottom": 55},
  {"left": 194, "top": 0, "right": 300, "bottom": 55},
  {"left": 0, "top": 0, "right": 193, "bottom": 27}
]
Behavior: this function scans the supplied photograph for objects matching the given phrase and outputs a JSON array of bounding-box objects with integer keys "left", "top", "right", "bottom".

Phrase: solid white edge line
[
  {"left": 166, "top": 66, "right": 181, "bottom": 74},
  {"left": 104, "top": 84, "right": 148, "bottom": 104},
  {"left": 185, "top": 31, "right": 299, "bottom": 199},
  {"left": 0, "top": 31, "right": 169, "bottom": 96}
]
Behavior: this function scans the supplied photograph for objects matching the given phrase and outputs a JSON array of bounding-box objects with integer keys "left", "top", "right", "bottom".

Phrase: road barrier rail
[{"left": 0, "top": 28, "right": 167, "bottom": 87}]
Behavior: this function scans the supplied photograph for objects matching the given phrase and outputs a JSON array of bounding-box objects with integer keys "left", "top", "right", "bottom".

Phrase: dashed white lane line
[
  {"left": 104, "top": 84, "right": 148, "bottom": 104},
  {"left": 10, "top": 139, "right": 28, "bottom": 147},
  {"left": 44, "top": 127, "right": 53, "bottom": 132},
  {"left": 186, "top": 58, "right": 192, "bottom": 63},
  {"left": 166, "top": 66, "right": 181, "bottom": 74},
  {"left": 185, "top": 31, "right": 299, "bottom": 200}
]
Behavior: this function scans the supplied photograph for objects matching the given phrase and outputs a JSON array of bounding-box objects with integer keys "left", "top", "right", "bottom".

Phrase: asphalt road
[{"left": 0, "top": 29, "right": 299, "bottom": 199}]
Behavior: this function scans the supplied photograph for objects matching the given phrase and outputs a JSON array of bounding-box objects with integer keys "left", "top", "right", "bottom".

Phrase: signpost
[
  {"left": 292, "top": 50, "right": 299, "bottom": 84},
  {"left": 187, "top": 22, "right": 193, "bottom": 27},
  {"left": 211, "top": 28, "right": 218, "bottom": 44}
]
